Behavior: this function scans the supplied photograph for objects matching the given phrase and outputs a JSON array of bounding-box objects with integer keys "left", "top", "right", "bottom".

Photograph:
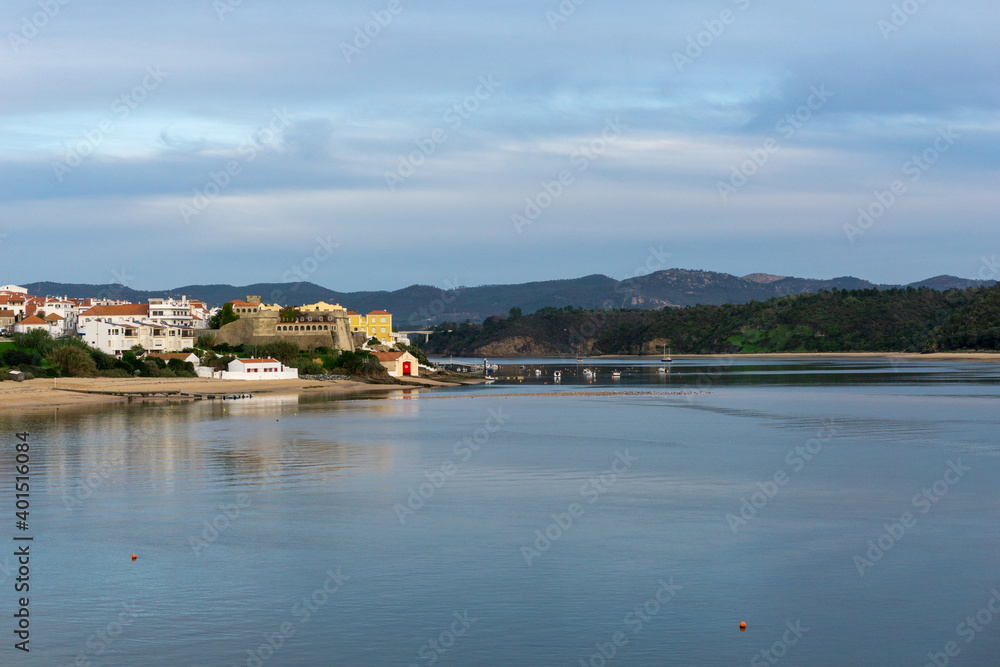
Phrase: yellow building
[
  {"left": 301, "top": 301, "right": 347, "bottom": 314},
  {"left": 347, "top": 309, "right": 394, "bottom": 342}
]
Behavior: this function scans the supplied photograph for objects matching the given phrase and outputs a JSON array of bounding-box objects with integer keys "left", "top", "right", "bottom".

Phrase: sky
[{"left": 1, "top": 0, "right": 998, "bottom": 292}]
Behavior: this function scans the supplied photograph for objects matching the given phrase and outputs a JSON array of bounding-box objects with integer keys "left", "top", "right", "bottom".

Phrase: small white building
[
  {"left": 374, "top": 351, "right": 419, "bottom": 377},
  {"left": 14, "top": 315, "right": 52, "bottom": 335},
  {"left": 220, "top": 358, "right": 299, "bottom": 380}
]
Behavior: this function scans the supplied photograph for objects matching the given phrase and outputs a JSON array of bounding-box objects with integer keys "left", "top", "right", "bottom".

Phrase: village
[{"left": 0, "top": 284, "right": 424, "bottom": 381}]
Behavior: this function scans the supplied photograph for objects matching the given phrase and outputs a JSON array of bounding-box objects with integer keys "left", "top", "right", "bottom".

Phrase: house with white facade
[
  {"left": 220, "top": 358, "right": 299, "bottom": 380},
  {"left": 14, "top": 315, "right": 53, "bottom": 335},
  {"left": 373, "top": 351, "right": 419, "bottom": 377},
  {"left": 0, "top": 294, "right": 27, "bottom": 321},
  {"left": 28, "top": 297, "right": 81, "bottom": 334},
  {"left": 148, "top": 296, "right": 210, "bottom": 328},
  {"left": 79, "top": 320, "right": 195, "bottom": 356},
  {"left": 77, "top": 304, "right": 150, "bottom": 332}
]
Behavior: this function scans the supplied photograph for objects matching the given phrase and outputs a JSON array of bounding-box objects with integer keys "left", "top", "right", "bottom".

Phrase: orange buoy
[
  {"left": 740, "top": 622, "right": 747, "bottom": 632},
  {"left": 131, "top": 554, "right": 137, "bottom": 561}
]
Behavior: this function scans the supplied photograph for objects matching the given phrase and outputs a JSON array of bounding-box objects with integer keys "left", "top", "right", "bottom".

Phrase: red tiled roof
[
  {"left": 367, "top": 310, "right": 390, "bottom": 315},
  {"left": 0, "top": 310, "right": 14, "bottom": 317},
  {"left": 44, "top": 313, "right": 64, "bottom": 321},
  {"left": 229, "top": 300, "right": 260, "bottom": 308},
  {"left": 80, "top": 304, "right": 149, "bottom": 317},
  {"left": 18, "top": 315, "right": 48, "bottom": 325},
  {"left": 234, "top": 358, "right": 279, "bottom": 364}
]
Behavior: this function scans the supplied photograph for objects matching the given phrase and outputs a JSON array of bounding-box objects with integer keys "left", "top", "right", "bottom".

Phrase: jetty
[{"left": 53, "top": 388, "right": 253, "bottom": 401}]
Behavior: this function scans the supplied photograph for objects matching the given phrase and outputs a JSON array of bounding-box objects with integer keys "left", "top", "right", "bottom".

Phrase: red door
[{"left": 402, "top": 361, "right": 412, "bottom": 376}]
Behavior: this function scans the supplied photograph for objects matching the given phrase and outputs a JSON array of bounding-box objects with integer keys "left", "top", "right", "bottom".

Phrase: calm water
[{"left": 2, "top": 357, "right": 999, "bottom": 666}]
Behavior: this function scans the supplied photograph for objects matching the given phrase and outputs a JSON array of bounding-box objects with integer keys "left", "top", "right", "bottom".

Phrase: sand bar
[{"left": 0, "top": 375, "right": 478, "bottom": 412}]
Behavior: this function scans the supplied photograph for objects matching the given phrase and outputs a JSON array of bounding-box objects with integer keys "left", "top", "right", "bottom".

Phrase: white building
[
  {"left": 77, "top": 304, "right": 150, "bottom": 332},
  {"left": 220, "top": 358, "right": 299, "bottom": 380},
  {"left": 79, "top": 319, "right": 195, "bottom": 356},
  {"left": 14, "top": 315, "right": 53, "bottom": 335},
  {"left": 147, "top": 296, "right": 212, "bottom": 328},
  {"left": 0, "top": 285, "right": 28, "bottom": 294},
  {"left": 0, "top": 294, "right": 27, "bottom": 321}
]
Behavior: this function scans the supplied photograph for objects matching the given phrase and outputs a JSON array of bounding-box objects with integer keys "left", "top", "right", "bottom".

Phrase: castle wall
[{"left": 215, "top": 311, "right": 355, "bottom": 351}]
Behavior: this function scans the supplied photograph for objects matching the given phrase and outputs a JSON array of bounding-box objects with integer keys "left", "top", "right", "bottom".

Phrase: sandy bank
[{"left": 0, "top": 374, "right": 481, "bottom": 412}]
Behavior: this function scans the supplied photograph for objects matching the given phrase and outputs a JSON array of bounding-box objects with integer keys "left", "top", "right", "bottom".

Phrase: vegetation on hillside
[
  {"left": 0, "top": 330, "right": 197, "bottom": 380},
  {"left": 422, "top": 286, "right": 1000, "bottom": 356}
]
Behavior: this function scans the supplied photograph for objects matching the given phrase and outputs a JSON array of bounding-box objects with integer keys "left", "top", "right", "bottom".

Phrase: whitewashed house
[
  {"left": 14, "top": 315, "right": 52, "bottom": 334},
  {"left": 220, "top": 358, "right": 299, "bottom": 380}
]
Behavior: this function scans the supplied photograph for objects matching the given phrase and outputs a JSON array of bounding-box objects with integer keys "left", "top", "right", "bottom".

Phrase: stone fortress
[{"left": 215, "top": 296, "right": 356, "bottom": 351}]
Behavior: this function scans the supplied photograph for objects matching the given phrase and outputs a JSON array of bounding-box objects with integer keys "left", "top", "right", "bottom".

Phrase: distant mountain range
[{"left": 21, "top": 271, "right": 996, "bottom": 326}]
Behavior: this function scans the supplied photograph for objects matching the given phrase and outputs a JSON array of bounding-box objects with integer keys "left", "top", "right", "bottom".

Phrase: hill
[
  {"left": 422, "top": 285, "right": 1000, "bottom": 356},
  {"left": 20, "top": 272, "right": 995, "bottom": 326}
]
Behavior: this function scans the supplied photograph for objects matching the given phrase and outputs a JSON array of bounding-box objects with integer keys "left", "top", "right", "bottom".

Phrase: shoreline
[
  {"left": 637, "top": 352, "right": 1000, "bottom": 361},
  {"left": 0, "top": 375, "right": 482, "bottom": 412},
  {"left": 436, "top": 352, "right": 1000, "bottom": 362}
]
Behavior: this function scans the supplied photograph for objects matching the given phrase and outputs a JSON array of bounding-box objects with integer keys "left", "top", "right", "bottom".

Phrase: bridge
[{"left": 397, "top": 330, "right": 435, "bottom": 343}]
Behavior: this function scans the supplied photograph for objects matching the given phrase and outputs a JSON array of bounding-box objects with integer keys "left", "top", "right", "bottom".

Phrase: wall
[{"left": 214, "top": 310, "right": 355, "bottom": 351}]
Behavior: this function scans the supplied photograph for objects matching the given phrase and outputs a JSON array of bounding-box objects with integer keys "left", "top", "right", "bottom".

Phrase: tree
[
  {"left": 508, "top": 307, "right": 523, "bottom": 320},
  {"left": 50, "top": 347, "right": 97, "bottom": 377},
  {"left": 279, "top": 307, "right": 301, "bottom": 323},
  {"left": 209, "top": 303, "right": 240, "bottom": 329},
  {"left": 259, "top": 340, "right": 300, "bottom": 364},
  {"left": 130, "top": 344, "right": 146, "bottom": 356},
  {"left": 196, "top": 333, "right": 216, "bottom": 349}
]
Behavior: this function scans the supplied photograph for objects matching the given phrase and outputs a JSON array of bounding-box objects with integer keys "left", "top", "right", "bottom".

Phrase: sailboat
[{"left": 660, "top": 344, "right": 672, "bottom": 363}]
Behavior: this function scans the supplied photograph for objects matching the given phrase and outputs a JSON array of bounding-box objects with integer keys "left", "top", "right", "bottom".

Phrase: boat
[
  {"left": 553, "top": 371, "right": 562, "bottom": 379},
  {"left": 660, "top": 344, "right": 672, "bottom": 363},
  {"left": 657, "top": 367, "right": 666, "bottom": 373},
  {"left": 612, "top": 370, "right": 621, "bottom": 378},
  {"left": 535, "top": 369, "right": 542, "bottom": 376}
]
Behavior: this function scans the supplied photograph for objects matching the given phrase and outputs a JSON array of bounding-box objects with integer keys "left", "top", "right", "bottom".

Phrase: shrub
[
  {"left": 90, "top": 349, "right": 119, "bottom": 371},
  {"left": 3, "top": 349, "right": 39, "bottom": 367},
  {"left": 97, "top": 369, "right": 132, "bottom": 378},
  {"left": 196, "top": 334, "right": 216, "bottom": 349},
  {"left": 321, "top": 353, "right": 340, "bottom": 371},
  {"left": 50, "top": 346, "right": 98, "bottom": 377},
  {"left": 298, "top": 361, "right": 324, "bottom": 375},
  {"left": 13, "top": 329, "right": 53, "bottom": 354}
]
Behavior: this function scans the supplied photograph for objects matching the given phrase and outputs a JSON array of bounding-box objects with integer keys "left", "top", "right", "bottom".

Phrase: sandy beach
[{"left": 0, "top": 374, "right": 479, "bottom": 412}]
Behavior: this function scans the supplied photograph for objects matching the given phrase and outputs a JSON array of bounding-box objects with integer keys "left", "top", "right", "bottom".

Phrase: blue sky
[{"left": 1, "top": 0, "right": 997, "bottom": 291}]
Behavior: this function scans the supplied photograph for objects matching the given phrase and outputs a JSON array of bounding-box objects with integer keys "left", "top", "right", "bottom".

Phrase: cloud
[{"left": 1, "top": 0, "right": 997, "bottom": 290}]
